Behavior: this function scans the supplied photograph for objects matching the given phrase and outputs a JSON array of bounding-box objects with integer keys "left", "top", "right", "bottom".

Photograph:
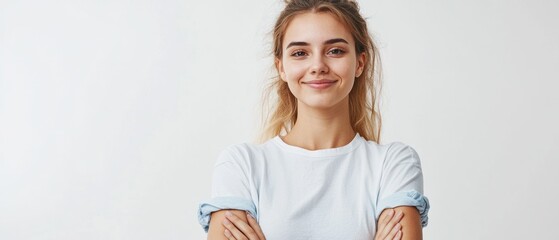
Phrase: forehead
[{"left": 283, "top": 12, "right": 354, "bottom": 48}]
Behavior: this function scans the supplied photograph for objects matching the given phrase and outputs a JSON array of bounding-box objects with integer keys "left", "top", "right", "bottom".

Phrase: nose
[{"left": 310, "top": 55, "right": 329, "bottom": 75}]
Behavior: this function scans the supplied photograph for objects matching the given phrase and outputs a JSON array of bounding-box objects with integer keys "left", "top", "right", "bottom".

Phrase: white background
[{"left": 1, "top": 0, "right": 558, "bottom": 239}]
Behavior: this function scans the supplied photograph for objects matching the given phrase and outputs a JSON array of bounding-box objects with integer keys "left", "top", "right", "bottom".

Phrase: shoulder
[
  {"left": 360, "top": 139, "right": 421, "bottom": 166},
  {"left": 359, "top": 138, "right": 417, "bottom": 156},
  {"left": 384, "top": 141, "right": 421, "bottom": 167},
  {"left": 385, "top": 141, "right": 419, "bottom": 159}
]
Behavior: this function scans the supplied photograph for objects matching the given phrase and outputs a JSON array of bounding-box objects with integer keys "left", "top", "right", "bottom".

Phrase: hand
[
  {"left": 374, "top": 209, "right": 404, "bottom": 240},
  {"left": 222, "top": 211, "right": 266, "bottom": 240}
]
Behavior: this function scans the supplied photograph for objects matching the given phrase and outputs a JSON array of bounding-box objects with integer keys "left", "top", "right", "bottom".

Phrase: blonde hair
[{"left": 257, "top": 0, "right": 382, "bottom": 143}]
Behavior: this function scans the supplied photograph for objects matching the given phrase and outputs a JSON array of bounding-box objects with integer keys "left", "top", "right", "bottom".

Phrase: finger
[
  {"left": 393, "top": 230, "right": 402, "bottom": 240},
  {"left": 246, "top": 212, "right": 265, "bottom": 240},
  {"left": 376, "top": 209, "right": 394, "bottom": 238},
  {"left": 381, "top": 210, "right": 404, "bottom": 238},
  {"left": 383, "top": 210, "right": 404, "bottom": 236},
  {"left": 375, "top": 209, "right": 393, "bottom": 239},
  {"left": 379, "top": 209, "right": 394, "bottom": 226},
  {"left": 225, "top": 211, "right": 259, "bottom": 240},
  {"left": 223, "top": 218, "right": 248, "bottom": 240},
  {"left": 385, "top": 223, "right": 401, "bottom": 240},
  {"left": 224, "top": 229, "right": 237, "bottom": 240}
]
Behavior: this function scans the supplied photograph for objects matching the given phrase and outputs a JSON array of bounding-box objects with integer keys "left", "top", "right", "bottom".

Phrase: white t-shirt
[{"left": 198, "top": 133, "right": 430, "bottom": 239}]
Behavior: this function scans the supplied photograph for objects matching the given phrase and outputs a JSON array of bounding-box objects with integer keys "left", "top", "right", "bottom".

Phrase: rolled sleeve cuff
[
  {"left": 198, "top": 196, "right": 257, "bottom": 232},
  {"left": 376, "top": 190, "right": 430, "bottom": 227}
]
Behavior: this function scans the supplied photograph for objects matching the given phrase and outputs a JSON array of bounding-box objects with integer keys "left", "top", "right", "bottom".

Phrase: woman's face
[{"left": 277, "top": 12, "right": 365, "bottom": 110}]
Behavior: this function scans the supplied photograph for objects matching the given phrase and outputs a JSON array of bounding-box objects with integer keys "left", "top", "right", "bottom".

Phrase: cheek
[
  {"left": 333, "top": 60, "right": 356, "bottom": 78},
  {"left": 283, "top": 62, "right": 306, "bottom": 82}
]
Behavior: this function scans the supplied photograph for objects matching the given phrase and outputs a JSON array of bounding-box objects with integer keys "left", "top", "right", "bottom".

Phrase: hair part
[{"left": 257, "top": 0, "right": 383, "bottom": 143}]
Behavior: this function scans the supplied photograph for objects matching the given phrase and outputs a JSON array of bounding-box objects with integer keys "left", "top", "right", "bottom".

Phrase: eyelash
[
  {"left": 290, "top": 48, "right": 346, "bottom": 57},
  {"left": 329, "top": 48, "right": 345, "bottom": 55},
  {"left": 291, "top": 51, "right": 307, "bottom": 57}
]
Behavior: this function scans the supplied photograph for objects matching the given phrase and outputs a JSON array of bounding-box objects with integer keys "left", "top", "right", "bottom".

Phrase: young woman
[{"left": 198, "top": 0, "right": 430, "bottom": 239}]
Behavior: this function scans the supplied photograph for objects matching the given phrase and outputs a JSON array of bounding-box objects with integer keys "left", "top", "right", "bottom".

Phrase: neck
[{"left": 281, "top": 97, "right": 356, "bottom": 150}]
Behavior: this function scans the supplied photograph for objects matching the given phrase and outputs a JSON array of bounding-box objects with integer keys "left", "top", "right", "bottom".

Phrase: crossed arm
[
  {"left": 207, "top": 210, "right": 253, "bottom": 240},
  {"left": 378, "top": 206, "right": 423, "bottom": 240},
  {"left": 207, "top": 206, "right": 422, "bottom": 240}
]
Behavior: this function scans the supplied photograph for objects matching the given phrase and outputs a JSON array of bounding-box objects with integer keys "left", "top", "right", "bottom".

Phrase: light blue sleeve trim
[
  {"left": 198, "top": 196, "right": 258, "bottom": 233},
  {"left": 376, "top": 190, "right": 430, "bottom": 227}
]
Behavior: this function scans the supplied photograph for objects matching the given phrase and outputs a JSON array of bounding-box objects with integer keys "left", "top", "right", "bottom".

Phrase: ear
[
  {"left": 275, "top": 57, "right": 287, "bottom": 82},
  {"left": 355, "top": 52, "right": 366, "bottom": 78}
]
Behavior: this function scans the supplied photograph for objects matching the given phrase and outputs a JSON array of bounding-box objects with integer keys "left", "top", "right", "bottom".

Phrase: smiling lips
[{"left": 303, "top": 79, "right": 338, "bottom": 89}]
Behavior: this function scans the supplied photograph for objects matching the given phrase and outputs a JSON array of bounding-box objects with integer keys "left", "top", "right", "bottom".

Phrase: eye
[
  {"left": 290, "top": 50, "right": 307, "bottom": 57},
  {"left": 328, "top": 48, "right": 345, "bottom": 55}
]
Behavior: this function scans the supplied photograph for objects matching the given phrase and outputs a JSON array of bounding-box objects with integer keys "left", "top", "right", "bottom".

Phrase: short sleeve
[
  {"left": 376, "top": 143, "right": 430, "bottom": 227},
  {"left": 197, "top": 146, "right": 257, "bottom": 232}
]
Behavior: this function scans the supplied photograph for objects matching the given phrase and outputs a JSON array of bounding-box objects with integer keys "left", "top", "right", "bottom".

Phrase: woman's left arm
[
  {"left": 376, "top": 143, "right": 430, "bottom": 239},
  {"left": 378, "top": 206, "right": 422, "bottom": 240}
]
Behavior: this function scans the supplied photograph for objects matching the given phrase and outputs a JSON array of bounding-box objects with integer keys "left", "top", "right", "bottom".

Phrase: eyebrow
[{"left": 286, "top": 38, "right": 349, "bottom": 49}]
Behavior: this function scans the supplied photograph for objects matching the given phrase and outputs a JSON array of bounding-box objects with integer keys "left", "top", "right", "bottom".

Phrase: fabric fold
[
  {"left": 376, "top": 190, "right": 430, "bottom": 227},
  {"left": 198, "top": 196, "right": 257, "bottom": 232}
]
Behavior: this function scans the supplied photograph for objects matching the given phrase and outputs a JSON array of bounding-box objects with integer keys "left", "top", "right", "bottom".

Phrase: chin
[{"left": 298, "top": 97, "right": 344, "bottom": 110}]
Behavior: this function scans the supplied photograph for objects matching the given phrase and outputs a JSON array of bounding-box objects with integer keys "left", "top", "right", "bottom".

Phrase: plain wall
[{"left": 1, "top": 0, "right": 558, "bottom": 239}]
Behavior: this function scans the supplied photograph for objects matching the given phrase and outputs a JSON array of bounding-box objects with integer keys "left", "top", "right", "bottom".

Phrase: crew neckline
[{"left": 272, "top": 132, "right": 364, "bottom": 157}]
